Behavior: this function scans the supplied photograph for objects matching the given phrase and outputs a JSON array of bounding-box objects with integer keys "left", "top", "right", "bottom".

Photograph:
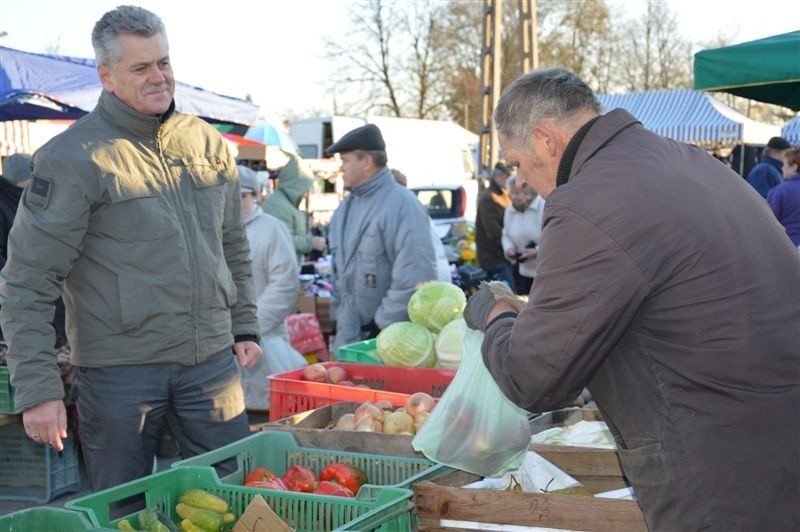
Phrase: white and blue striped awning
[
  {"left": 782, "top": 116, "right": 800, "bottom": 146},
  {"left": 597, "top": 89, "right": 780, "bottom": 147}
]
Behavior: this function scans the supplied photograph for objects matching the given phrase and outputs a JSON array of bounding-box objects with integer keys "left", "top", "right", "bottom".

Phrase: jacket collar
[
  {"left": 762, "top": 154, "right": 784, "bottom": 173},
  {"left": 97, "top": 91, "right": 176, "bottom": 139},
  {"left": 350, "top": 166, "right": 392, "bottom": 197},
  {"left": 556, "top": 109, "right": 640, "bottom": 187},
  {"left": 243, "top": 206, "right": 263, "bottom": 226}
]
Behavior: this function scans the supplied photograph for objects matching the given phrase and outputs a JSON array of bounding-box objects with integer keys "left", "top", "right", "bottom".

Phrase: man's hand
[
  {"left": 464, "top": 281, "right": 525, "bottom": 331},
  {"left": 23, "top": 400, "right": 68, "bottom": 451},
  {"left": 233, "top": 340, "right": 262, "bottom": 369}
]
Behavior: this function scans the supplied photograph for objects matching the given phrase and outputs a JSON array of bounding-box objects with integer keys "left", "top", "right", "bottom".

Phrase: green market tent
[{"left": 693, "top": 31, "right": 800, "bottom": 111}]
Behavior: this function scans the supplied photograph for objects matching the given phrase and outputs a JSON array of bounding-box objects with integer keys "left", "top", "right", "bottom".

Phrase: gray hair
[
  {"left": 92, "top": 5, "right": 168, "bottom": 68},
  {"left": 356, "top": 149, "right": 388, "bottom": 168},
  {"left": 494, "top": 68, "right": 601, "bottom": 149}
]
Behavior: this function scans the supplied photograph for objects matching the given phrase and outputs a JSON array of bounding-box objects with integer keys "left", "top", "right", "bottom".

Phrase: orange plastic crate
[{"left": 268, "top": 362, "right": 455, "bottom": 421}]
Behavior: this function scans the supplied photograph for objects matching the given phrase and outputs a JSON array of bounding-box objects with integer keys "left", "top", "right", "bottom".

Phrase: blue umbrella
[{"left": 245, "top": 120, "right": 298, "bottom": 155}]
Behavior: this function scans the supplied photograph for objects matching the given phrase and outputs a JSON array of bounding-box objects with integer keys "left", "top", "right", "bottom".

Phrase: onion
[
  {"left": 356, "top": 417, "right": 376, "bottom": 432},
  {"left": 414, "top": 410, "right": 430, "bottom": 432},
  {"left": 354, "top": 401, "right": 385, "bottom": 425},
  {"left": 335, "top": 413, "right": 356, "bottom": 431},
  {"left": 302, "top": 363, "right": 328, "bottom": 383},
  {"left": 383, "top": 411, "right": 415, "bottom": 435},
  {"left": 374, "top": 400, "right": 393, "bottom": 411},
  {"left": 404, "top": 392, "right": 435, "bottom": 417},
  {"left": 327, "top": 365, "right": 348, "bottom": 384}
]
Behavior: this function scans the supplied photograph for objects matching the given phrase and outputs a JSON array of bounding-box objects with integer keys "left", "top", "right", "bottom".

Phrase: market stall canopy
[
  {"left": 597, "top": 89, "right": 781, "bottom": 146},
  {"left": 693, "top": 31, "right": 800, "bottom": 111},
  {"left": 782, "top": 115, "right": 800, "bottom": 146},
  {"left": 0, "top": 45, "right": 259, "bottom": 125}
]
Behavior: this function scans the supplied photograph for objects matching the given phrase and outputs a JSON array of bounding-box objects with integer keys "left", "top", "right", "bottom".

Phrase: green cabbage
[
  {"left": 377, "top": 321, "right": 435, "bottom": 367},
  {"left": 434, "top": 318, "right": 466, "bottom": 369},
  {"left": 407, "top": 281, "right": 466, "bottom": 333}
]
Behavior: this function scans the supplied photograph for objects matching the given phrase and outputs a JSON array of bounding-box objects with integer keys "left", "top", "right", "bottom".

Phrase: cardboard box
[{"left": 292, "top": 292, "right": 333, "bottom": 334}]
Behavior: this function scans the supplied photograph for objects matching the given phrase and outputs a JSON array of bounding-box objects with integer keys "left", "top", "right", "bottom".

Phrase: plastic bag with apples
[{"left": 412, "top": 328, "right": 531, "bottom": 476}]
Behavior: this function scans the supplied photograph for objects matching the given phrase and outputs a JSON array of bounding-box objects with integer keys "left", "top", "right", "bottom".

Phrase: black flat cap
[{"left": 325, "top": 124, "right": 385, "bottom": 155}]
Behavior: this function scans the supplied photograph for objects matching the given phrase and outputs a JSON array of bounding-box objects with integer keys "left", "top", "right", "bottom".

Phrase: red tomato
[
  {"left": 281, "top": 464, "right": 319, "bottom": 493},
  {"left": 313, "top": 480, "right": 354, "bottom": 498},
  {"left": 243, "top": 467, "right": 278, "bottom": 486},
  {"left": 319, "top": 463, "right": 367, "bottom": 495}
]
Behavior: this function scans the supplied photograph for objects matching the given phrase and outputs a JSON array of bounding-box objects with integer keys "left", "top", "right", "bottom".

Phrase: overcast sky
[{"left": 1, "top": 0, "right": 797, "bottom": 119}]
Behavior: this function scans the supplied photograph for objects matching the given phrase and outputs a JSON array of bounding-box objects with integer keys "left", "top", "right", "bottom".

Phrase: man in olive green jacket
[{"left": 0, "top": 6, "right": 261, "bottom": 490}]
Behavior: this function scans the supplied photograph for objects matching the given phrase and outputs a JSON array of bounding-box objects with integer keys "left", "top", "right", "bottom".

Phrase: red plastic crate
[{"left": 268, "top": 362, "right": 455, "bottom": 421}]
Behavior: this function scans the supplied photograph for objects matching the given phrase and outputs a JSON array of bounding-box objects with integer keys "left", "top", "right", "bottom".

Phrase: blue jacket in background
[
  {"left": 767, "top": 173, "right": 800, "bottom": 246},
  {"left": 746, "top": 154, "right": 783, "bottom": 198}
]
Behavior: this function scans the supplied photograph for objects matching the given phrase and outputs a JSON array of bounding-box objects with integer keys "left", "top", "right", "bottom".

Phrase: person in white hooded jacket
[
  {"left": 237, "top": 166, "right": 306, "bottom": 410},
  {"left": 502, "top": 175, "right": 545, "bottom": 295}
]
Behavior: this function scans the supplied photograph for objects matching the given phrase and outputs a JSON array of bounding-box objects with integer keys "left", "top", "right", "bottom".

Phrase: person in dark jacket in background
[
  {"left": 465, "top": 68, "right": 799, "bottom": 531},
  {"left": 0, "top": 154, "right": 32, "bottom": 270},
  {"left": 746, "top": 136, "right": 790, "bottom": 198},
  {"left": 475, "top": 163, "right": 514, "bottom": 290},
  {"left": 1, "top": 154, "right": 67, "bottom": 346}
]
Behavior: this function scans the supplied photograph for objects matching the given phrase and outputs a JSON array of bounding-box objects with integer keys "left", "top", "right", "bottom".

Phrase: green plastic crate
[
  {"left": 171, "top": 430, "right": 442, "bottom": 490},
  {"left": 0, "top": 366, "right": 17, "bottom": 415},
  {"left": 337, "top": 339, "right": 383, "bottom": 365},
  {"left": 0, "top": 417, "right": 81, "bottom": 504},
  {"left": 67, "top": 466, "right": 413, "bottom": 532},
  {"left": 0, "top": 507, "right": 100, "bottom": 532}
]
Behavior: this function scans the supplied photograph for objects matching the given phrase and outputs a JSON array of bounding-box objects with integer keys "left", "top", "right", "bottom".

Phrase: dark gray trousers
[{"left": 75, "top": 348, "right": 250, "bottom": 491}]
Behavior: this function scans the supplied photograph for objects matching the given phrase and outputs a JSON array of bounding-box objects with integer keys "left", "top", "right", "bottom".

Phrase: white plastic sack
[
  {"left": 463, "top": 451, "right": 581, "bottom": 492},
  {"left": 529, "top": 420, "right": 616, "bottom": 449},
  {"left": 412, "top": 328, "right": 531, "bottom": 477},
  {"left": 237, "top": 334, "right": 307, "bottom": 410}
]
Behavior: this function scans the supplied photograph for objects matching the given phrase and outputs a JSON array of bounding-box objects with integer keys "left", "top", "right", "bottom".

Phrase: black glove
[
  {"left": 464, "top": 281, "right": 523, "bottom": 331},
  {"left": 361, "top": 320, "right": 381, "bottom": 339},
  {"left": 463, "top": 282, "right": 497, "bottom": 331}
]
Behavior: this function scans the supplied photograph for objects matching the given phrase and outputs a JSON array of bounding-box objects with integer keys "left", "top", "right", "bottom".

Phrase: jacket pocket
[
  {"left": 117, "top": 274, "right": 150, "bottom": 331},
  {"left": 183, "top": 156, "right": 230, "bottom": 231},
  {"left": 102, "top": 180, "right": 172, "bottom": 242}
]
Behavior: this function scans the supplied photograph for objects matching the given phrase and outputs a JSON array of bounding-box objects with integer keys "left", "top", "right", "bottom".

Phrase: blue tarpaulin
[
  {"left": 0, "top": 45, "right": 259, "bottom": 125},
  {"left": 597, "top": 89, "right": 780, "bottom": 146}
]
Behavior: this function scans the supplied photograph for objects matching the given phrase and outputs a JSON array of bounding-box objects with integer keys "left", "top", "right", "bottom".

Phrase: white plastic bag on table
[
  {"left": 412, "top": 328, "right": 531, "bottom": 476},
  {"left": 237, "top": 334, "right": 307, "bottom": 410}
]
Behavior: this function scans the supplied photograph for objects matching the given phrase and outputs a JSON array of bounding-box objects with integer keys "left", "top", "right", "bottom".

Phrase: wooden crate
[
  {"left": 528, "top": 406, "right": 629, "bottom": 493},
  {"left": 268, "top": 401, "right": 423, "bottom": 457},
  {"left": 414, "top": 479, "right": 646, "bottom": 531}
]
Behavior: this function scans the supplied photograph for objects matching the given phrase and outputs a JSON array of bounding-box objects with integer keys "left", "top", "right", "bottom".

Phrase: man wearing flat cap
[
  {"left": 325, "top": 124, "right": 437, "bottom": 353},
  {"left": 746, "top": 136, "right": 791, "bottom": 198}
]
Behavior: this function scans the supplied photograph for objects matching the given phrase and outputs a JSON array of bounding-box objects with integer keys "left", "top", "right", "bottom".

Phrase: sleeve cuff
[
  {"left": 234, "top": 334, "right": 260, "bottom": 344},
  {"left": 487, "top": 311, "right": 517, "bottom": 329}
]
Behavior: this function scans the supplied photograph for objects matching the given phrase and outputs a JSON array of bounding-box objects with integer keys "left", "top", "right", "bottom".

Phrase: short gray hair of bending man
[
  {"left": 493, "top": 68, "right": 601, "bottom": 149},
  {"left": 92, "top": 5, "right": 168, "bottom": 68}
]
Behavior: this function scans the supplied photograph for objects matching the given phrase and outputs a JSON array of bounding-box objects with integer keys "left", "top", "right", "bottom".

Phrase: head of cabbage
[
  {"left": 407, "top": 281, "right": 466, "bottom": 333},
  {"left": 435, "top": 317, "right": 466, "bottom": 370},
  {"left": 377, "top": 321, "right": 435, "bottom": 367}
]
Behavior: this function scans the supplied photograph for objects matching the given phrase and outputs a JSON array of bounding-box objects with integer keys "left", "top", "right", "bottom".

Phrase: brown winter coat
[{"left": 483, "top": 109, "right": 800, "bottom": 531}]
